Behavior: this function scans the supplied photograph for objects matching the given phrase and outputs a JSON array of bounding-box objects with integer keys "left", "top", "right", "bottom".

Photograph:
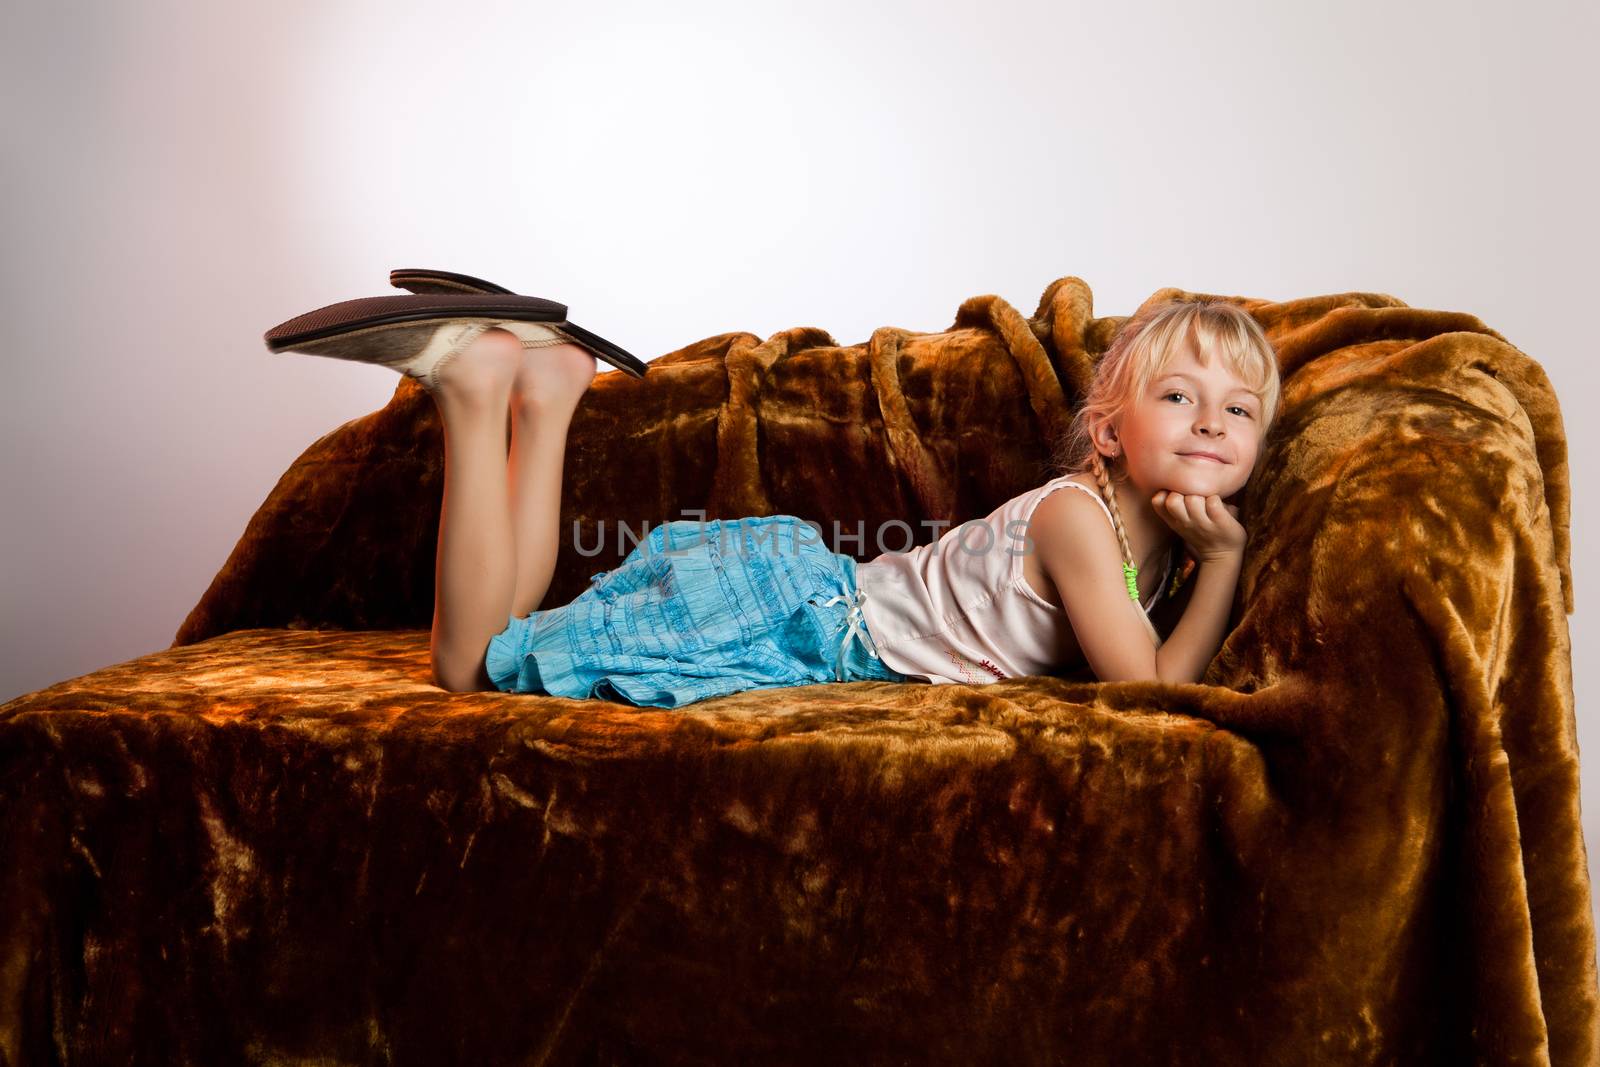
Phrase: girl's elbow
[
  {"left": 1095, "top": 652, "right": 1163, "bottom": 684},
  {"left": 1152, "top": 649, "right": 1190, "bottom": 685}
]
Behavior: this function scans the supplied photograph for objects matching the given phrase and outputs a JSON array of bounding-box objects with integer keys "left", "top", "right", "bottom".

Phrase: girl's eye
[{"left": 1163, "top": 392, "right": 1254, "bottom": 418}]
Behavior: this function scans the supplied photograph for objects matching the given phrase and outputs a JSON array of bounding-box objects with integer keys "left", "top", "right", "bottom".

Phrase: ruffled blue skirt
[{"left": 484, "top": 514, "right": 911, "bottom": 708}]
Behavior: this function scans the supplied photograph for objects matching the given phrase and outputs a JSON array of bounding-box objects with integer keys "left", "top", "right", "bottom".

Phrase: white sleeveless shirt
[{"left": 853, "top": 476, "right": 1173, "bottom": 685}]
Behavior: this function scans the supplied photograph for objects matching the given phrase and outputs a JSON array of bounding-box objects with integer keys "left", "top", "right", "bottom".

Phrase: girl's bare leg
[
  {"left": 507, "top": 343, "right": 598, "bottom": 618},
  {"left": 428, "top": 328, "right": 525, "bottom": 692}
]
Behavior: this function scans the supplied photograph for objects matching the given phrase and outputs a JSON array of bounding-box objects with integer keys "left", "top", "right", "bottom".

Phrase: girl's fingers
[
  {"left": 1176, "top": 495, "right": 1211, "bottom": 533},
  {"left": 1157, "top": 492, "right": 1239, "bottom": 535}
]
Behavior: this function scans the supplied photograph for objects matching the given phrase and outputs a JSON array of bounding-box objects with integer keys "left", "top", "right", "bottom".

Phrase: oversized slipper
[
  {"left": 387, "top": 267, "right": 647, "bottom": 379},
  {"left": 264, "top": 293, "right": 649, "bottom": 389}
]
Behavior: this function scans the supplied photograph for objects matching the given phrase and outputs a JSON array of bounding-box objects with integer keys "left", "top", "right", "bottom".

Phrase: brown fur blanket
[{"left": 0, "top": 276, "right": 1591, "bottom": 1064}]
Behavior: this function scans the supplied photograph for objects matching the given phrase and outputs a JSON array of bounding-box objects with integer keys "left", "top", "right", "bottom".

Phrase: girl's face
[{"left": 1102, "top": 336, "right": 1264, "bottom": 503}]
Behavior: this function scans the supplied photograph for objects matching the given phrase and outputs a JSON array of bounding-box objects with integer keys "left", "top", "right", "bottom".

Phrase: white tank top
[{"left": 853, "top": 476, "right": 1173, "bottom": 685}]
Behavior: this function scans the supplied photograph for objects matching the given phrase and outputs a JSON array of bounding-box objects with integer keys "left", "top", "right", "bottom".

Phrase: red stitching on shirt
[
  {"left": 942, "top": 646, "right": 1007, "bottom": 682},
  {"left": 942, "top": 646, "right": 979, "bottom": 684}
]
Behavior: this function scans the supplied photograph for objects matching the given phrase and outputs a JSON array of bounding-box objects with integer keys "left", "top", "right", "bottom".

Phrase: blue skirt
[{"left": 484, "top": 514, "right": 913, "bottom": 708}]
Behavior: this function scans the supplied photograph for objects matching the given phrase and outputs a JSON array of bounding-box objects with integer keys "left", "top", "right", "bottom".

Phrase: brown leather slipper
[
  {"left": 388, "top": 268, "right": 649, "bottom": 379},
  {"left": 264, "top": 292, "right": 650, "bottom": 383}
]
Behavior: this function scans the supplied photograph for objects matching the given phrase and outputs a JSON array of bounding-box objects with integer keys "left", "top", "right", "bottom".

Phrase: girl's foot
[
  {"left": 512, "top": 342, "right": 598, "bottom": 414},
  {"left": 431, "top": 327, "right": 523, "bottom": 405}
]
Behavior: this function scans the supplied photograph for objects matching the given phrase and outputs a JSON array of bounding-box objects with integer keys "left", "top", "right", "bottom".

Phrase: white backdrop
[{"left": 5, "top": 0, "right": 1596, "bottom": 922}]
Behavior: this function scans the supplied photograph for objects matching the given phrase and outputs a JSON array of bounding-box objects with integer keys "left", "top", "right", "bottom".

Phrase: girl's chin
[
  {"left": 1128, "top": 465, "right": 1238, "bottom": 499},
  {"left": 1148, "top": 468, "right": 1237, "bottom": 497}
]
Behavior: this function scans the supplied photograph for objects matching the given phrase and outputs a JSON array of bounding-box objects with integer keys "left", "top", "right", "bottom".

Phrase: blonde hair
[{"left": 1048, "top": 296, "right": 1282, "bottom": 646}]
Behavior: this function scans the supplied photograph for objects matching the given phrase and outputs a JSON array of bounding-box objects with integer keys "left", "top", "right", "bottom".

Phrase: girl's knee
[{"left": 432, "top": 646, "right": 495, "bottom": 693}]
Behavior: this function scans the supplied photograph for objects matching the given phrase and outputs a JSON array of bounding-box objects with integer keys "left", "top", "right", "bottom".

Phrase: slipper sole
[{"left": 264, "top": 294, "right": 567, "bottom": 350}]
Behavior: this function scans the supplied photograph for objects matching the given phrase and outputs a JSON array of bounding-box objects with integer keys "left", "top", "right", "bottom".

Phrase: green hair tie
[{"left": 1122, "top": 561, "right": 1140, "bottom": 602}]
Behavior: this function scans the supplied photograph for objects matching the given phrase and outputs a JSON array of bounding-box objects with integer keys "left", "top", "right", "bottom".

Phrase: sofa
[{"left": 2, "top": 275, "right": 1594, "bottom": 1065}]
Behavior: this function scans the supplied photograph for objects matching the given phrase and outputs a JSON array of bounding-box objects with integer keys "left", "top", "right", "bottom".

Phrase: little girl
[{"left": 265, "top": 278, "right": 1279, "bottom": 705}]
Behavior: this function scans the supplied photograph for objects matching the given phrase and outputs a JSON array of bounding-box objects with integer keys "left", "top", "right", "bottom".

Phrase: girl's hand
[{"left": 1151, "top": 491, "right": 1246, "bottom": 562}]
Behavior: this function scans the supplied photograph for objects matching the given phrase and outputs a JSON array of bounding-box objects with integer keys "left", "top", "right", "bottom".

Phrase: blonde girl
[
  {"left": 265, "top": 277, "right": 1277, "bottom": 702},
  {"left": 1038, "top": 296, "right": 1282, "bottom": 680}
]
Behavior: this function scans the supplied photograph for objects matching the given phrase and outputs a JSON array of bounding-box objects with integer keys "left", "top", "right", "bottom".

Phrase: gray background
[{"left": 5, "top": 0, "right": 1596, "bottom": 923}]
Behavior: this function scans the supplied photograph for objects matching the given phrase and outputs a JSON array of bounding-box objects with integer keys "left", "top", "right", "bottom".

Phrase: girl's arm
[
  {"left": 1154, "top": 550, "right": 1241, "bottom": 685},
  {"left": 1035, "top": 490, "right": 1245, "bottom": 685}
]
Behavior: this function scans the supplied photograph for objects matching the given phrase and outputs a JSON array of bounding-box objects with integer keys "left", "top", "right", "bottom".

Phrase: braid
[
  {"left": 1087, "top": 447, "right": 1167, "bottom": 649},
  {"left": 1087, "top": 450, "right": 1140, "bottom": 602}
]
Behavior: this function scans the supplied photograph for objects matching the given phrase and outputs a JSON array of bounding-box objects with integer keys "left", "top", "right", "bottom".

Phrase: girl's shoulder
[
  {"left": 1054, "top": 472, "right": 1101, "bottom": 493},
  {"left": 1026, "top": 474, "right": 1110, "bottom": 541},
  {"left": 1037, "top": 472, "right": 1109, "bottom": 511},
  {"left": 1027, "top": 474, "right": 1136, "bottom": 565}
]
